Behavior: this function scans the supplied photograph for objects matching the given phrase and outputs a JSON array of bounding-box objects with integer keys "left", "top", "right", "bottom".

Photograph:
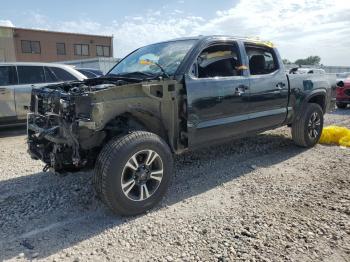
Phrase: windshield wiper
[
  {"left": 112, "top": 70, "right": 169, "bottom": 80},
  {"left": 95, "top": 75, "right": 143, "bottom": 82},
  {"left": 150, "top": 63, "right": 170, "bottom": 78},
  {"left": 117, "top": 71, "right": 156, "bottom": 78}
]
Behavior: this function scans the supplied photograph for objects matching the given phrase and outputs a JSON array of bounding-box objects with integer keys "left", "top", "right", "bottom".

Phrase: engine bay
[{"left": 27, "top": 77, "right": 140, "bottom": 172}]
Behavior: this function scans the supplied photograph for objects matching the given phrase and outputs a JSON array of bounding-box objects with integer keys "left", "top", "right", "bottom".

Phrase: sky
[{"left": 1, "top": 0, "right": 350, "bottom": 66}]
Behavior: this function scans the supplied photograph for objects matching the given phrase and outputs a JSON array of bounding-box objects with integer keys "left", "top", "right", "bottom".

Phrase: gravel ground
[{"left": 0, "top": 109, "right": 349, "bottom": 262}]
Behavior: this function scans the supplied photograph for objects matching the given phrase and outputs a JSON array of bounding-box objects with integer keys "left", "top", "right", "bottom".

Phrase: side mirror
[{"left": 337, "top": 81, "right": 344, "bottom": 87}]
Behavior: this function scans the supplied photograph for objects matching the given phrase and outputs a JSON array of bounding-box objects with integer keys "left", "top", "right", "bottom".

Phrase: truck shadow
[
  {"left": 329, "top": 107, "right": 350, "bottom": 116},
  {"left": 0, "top": 125, "right": 26, "bottom": 138},
  {"left": 0, "top": 130, "right": 308, "bottom": 261}
]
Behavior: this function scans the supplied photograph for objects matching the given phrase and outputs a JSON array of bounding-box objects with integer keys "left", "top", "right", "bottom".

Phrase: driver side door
[{"left": 185, "top": 41, "right": 250, "bottom": 148}]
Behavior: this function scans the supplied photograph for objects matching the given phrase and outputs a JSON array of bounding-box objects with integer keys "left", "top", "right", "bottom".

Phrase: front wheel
[
  {"left": 292, "top": 103, "right": 324, "bottom": 147},
  {"left": 94, "top": 131, "right": 173, "bottom": 216}
]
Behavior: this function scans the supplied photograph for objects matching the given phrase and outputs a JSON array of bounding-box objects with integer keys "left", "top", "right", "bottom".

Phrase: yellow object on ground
[{"left": 319, "top": 126, "right": 350, "bottom": 147}]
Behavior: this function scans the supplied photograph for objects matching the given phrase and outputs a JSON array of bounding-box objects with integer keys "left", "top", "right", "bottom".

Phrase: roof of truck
[{"left": 155, "top": 35, "right": 275, "bottom": 48}]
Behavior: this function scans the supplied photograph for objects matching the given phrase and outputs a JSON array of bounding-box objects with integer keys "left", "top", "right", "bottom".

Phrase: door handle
[
  {"left": 234, "top": 90, "right": 243, "bottom": 96},
  {"left": 276, "top": 82, "right": 286, "bottom": 90},
  {"left": 234, "top": 85, "right": 249, "bottom": 96},
  {"left": 0, "top": 88, "right": 6, "bottom": 95}
]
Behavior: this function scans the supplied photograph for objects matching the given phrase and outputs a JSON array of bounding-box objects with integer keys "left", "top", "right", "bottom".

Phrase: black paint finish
[{"left": 179, "top": 36, "right": 336, "bottom": 148}]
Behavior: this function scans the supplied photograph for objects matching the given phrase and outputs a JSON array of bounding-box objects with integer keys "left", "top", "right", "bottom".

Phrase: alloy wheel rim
[
  {"left": 121, "top": 150, "right": 163, "bottom": 201},
  {"left": 307, "top": 112, "right": 321, "bottom": 139}
]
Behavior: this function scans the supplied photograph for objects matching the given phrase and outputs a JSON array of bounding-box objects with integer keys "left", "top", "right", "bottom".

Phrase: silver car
[{"left": 0, "top": 62, "right": 86, "bottom": 126}]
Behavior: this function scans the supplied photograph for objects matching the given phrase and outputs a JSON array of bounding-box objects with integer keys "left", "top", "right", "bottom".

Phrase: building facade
[{"left": 0, "top": 26, "right": 113, "bottom": 62}]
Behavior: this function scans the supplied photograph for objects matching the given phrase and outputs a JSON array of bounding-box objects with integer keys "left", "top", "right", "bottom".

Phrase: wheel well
[
  {"left": 104, "top": 112, "right": 168, "bottom": 144},
  {"left": 308, "top": 94, "right": 326, "bottom": 112}
]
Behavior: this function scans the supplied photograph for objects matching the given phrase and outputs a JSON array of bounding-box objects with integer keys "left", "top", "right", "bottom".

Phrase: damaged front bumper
[
  {"left": 27, "top": 83, "right": 108, "bottom": 172},
  {"left": 27, "top": 112, "right": 84, "bottom": 171}
]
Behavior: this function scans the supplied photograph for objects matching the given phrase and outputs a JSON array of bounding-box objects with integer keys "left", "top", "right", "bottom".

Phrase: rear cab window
[
  {"left": 245, "top": 44, "right": 279, "bottom": 75},
  {"left": 0, "top": 66, "right": 18, "bottom": 86},
  {"left": 17, "top": 66, "right": 45, "bottom": 84}
]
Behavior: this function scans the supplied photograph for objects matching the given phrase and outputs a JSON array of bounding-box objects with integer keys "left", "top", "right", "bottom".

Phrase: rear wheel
[
  {"left": 292, "top": 103, "right": 324, "bottom": 147},
  {"left": 336, "top": 102, "right": 347, "bottom": 109},
  {"left": 94, "top": 131, "right": 173, "bottom": 216}
]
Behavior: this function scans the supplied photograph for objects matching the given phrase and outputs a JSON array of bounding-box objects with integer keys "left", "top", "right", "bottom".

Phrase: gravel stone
[{"left": 0, "top": 110, "right": 349, "bottom": 262}]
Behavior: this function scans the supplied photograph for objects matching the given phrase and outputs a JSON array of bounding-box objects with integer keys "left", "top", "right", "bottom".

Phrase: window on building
[
  {"left": 74, "top": 44, "right": 89, "bottom": 56},
  {"left": 21, "top": 40, "right": 41, "bottom": 54},
  {"left": 17, "top": 66, "right": 45, "bottom": 84},
  {"left": 56, "top": 43, "right": 66, "bottom": 55},
  {"left": 96, "top": 45, "right": 111, "bottom": 57},
  {"left": 50, "top": 67, "right": 78, "bottom": 81}
]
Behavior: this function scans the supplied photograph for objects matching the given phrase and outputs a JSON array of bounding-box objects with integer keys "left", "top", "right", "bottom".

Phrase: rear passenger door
[
  {"left": 244, "top": 44, "right": 289, "bottom": 129},
  {"left": 14, "top": 66, "right": 47, "bottom": 119},
  {"left": 0, "top": 66, "right": 18, "bottom": 120},
  {"left": 14, "top": 66, "right": 79, "bottom": 119}
]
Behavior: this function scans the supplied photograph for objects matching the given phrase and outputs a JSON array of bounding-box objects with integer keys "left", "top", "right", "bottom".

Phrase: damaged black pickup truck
[{"left": 28, "top": 36, "right": 337, "bottom": 215}]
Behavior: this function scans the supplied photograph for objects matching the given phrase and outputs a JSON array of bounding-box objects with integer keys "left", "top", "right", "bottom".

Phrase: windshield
[{"left": 107, "top": 40, "right": 196, "bottom": 77}]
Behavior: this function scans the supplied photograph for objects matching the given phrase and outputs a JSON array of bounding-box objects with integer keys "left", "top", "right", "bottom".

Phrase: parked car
[
  {"left": 336, "top": 78, "right": 350, "bottom": 108},
  {"left": 289, "top": 67, "right": 325, "bottom": 74},
  {"left": 336, "top": 72, "right": 350, "bottom": 82},
  {"left": 0, "top": 62, "right": 86, "bottom": 126},
  {"left": 27, "top": 36, "right": 336, "bottom": 215},
  {"left": 76, "top": 68, "right": 104, "bottom": 78}
]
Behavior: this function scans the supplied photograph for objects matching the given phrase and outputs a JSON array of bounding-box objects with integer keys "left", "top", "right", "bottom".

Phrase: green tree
[{"left": 294, "top": 56, "right": 321, "bottom": 66}]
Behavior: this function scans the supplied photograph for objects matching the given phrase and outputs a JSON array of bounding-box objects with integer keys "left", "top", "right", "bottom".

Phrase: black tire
[
  {"left": 94, "top": 131, "right": 173, "bottom": 216},
  {"left": 336, "top": 102, "right": 347, "bottom": 109},
  {"left": 93, "top": 134, "right": 124, "bottom": 202},
  {"left": 292, "top": 103, "right": 324, "bottom": 148}
]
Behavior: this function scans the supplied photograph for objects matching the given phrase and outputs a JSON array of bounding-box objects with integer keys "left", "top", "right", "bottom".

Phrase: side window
[
  {"left": 78, "top": 70, "right": 96, "bottom": 78},
  {"left": 44, "top": 67, "right": 58, "bottom": 82},
  {"left": 245, "top": 45, "right": 278, "bottom": 75},
  {"left": 196, "top": 44, "right": 242, "bottom": 78},
  {"left": 17, "top": 66, "right": 45, "bottom": 84},
  {"left": 0, "top": 66, "right": 17, "bottom": 86},
  {"left": 50, "top": 67, "right": 78, "bottom": 81}
]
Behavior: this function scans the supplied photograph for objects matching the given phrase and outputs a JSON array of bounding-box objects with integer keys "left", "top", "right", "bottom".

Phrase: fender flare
[{"left": 295, "top": 89, "right": 326, "bottom": 121}]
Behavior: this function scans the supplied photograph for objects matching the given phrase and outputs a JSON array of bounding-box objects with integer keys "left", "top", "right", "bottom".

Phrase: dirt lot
[{"left": 0, "top": 109, "right": 350, "bottom": 262}]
